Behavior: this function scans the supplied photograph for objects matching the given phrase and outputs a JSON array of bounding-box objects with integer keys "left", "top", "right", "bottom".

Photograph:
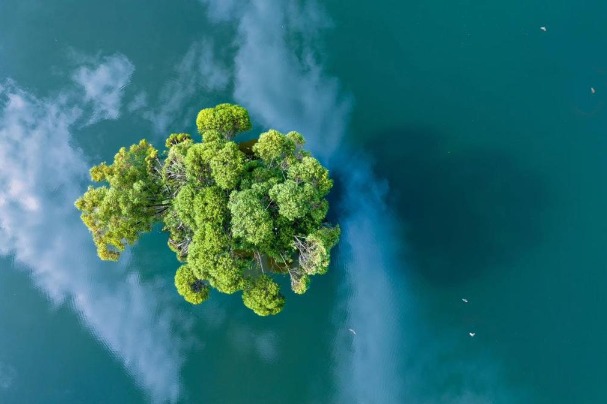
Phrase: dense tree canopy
[{"left": 75, "top": 103, "right": 340, "bottom": 316}]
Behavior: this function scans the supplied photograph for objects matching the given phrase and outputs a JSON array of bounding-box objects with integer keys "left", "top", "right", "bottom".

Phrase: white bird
[
  {"left": 469, "top": 332, "right": 476, "bottom": 337},
  {"left": 540, "top": 26, "right": 547, "bottom": 32},
  {"left": 591, "top": 87, "right": 596, "bottom": 94},
  {"left": 462, "top": 298, "right": 469, "bottom": 303},
  {"left": 348, "top": 328, "right": 357, "bottom": 335}
]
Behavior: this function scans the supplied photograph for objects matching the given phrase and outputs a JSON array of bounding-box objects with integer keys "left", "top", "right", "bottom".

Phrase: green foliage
[
  {"left": 162, "top": 139, "right": 192, "bottom": 197},
  {"left": 165, "top": 133, "right": 192, "bottom": 148},
  {"left": 175, "top": 265, "right": 210, "bottom": 304},
  {"left": 184, "top": 143, "right": 215, "bottom": 185},
  {"left": 253, "top": 129, "right": 296, "bottom": 163},
  {"left": 173, "top": 184, "right": 198, "bottom": 229},
  {"left": 288, "top": 156, "right": 333, "bottom": 195},
  {"left": 228, "top": 188, "right": 274, "bottom": 248},
  {"left": 75, "top": 104, "right": 339, "bottom": 316},
  {"left": 242, "top": 275, "right": 285, "bottom": 316},
  {"left": 196, "top": 103, "right": 252, "bottom": 139},
  {"left": 293, "top": 226, "right": 341, "bottom": 275},
  {"left": 75, "top": 140, "right": 163, "bottom": 261},
  {"left": 269, "top": 180, "right": 314, "bottom": 220},
  {"left": 207, "top": 254, "right": 246, "bottom": 294},
  {"left": 192, "top": 186, "right": 228, "bottom": 228},
  {"left": 209, "top": 142, "right": 246, "bottom": 190}
]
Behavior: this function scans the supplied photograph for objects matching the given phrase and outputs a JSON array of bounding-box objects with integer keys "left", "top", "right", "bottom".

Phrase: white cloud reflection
[
  {"left": 143, "top": 40, "right": 229, "bottom": 135},
  {"left": 198, "top": 1, "right": 512, "bottom": 402},
  {"left": 332, "top": 158, "right": 407, "bottom": 403},
  {"left": 198, "top": 0, "right": 241, "bottom": 22},
  {"left": 0, "top": 54, "right": 190, "bottom": 403},
  {"left": 231, "top": 1, "right": 350, "bottom": 161},
  {"left": 0, "top": 361, "right": 17, "bottom": 390},
  {"left": 72, "top": 53, "right": 135, "bottom": 124},
  {"left": 199, "top": 0, "right": 406, "bottom": 401}
]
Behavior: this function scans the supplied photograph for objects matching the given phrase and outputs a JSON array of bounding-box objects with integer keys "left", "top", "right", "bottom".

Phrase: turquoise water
[
  {"left": 1, "top": 1, "right": 606, "bottom": 403},
  {"left": 324, "top": 2, "right": 607, "bottom": 402}
]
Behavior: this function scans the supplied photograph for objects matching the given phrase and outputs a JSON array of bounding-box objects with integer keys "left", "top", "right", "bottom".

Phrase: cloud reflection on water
[
  {"left": 72, "top": 53, "right": 134, "bottom": 125},
  {"left": 196, "top": 0, "right": 517, "bottom": 402},
  {"left": 0, "top": 361, "right": 16, "bottom": 390},
  {"left": 143, "top": 40, "right": 230, "bottom": 136},
  {"left": 198, "top": 0, "right": 407, "bottom": 401},
  {"left": 231, "top": 0, "right": 350, "bottom": 162},
  {"left": 0, "top": 54, "right": 190, "bottom": 403}
]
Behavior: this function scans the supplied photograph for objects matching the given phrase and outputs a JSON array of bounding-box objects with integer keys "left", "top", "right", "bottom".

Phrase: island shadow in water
[{"left": 365, "top": 126, "right": 551, "bottom": 285}]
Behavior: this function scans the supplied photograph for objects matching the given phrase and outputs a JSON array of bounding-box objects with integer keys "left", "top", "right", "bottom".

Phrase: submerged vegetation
[{"left": 75, "top": 103, "right": 340, "bottom": 315}]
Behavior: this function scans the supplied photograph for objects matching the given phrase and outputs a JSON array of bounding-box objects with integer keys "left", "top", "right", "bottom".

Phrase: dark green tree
[
  {"left": 175, "top": 265, "right": 210, "bottom": 304},
  {"left": 76, "top": 103, "right": 340, "bottom": 316}
]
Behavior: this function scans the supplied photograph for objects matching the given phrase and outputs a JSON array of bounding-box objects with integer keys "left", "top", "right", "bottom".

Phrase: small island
[{"left": 75, "top": 104, "right": 340, "bottom": 316}]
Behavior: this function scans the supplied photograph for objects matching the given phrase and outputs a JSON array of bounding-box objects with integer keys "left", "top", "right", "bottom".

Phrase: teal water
[
  {"left": 0, "top": 1, "right": 606, "bottom": 403},
  {"left": 324, "top": 2, "right": 607, "bottom": 402}
]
